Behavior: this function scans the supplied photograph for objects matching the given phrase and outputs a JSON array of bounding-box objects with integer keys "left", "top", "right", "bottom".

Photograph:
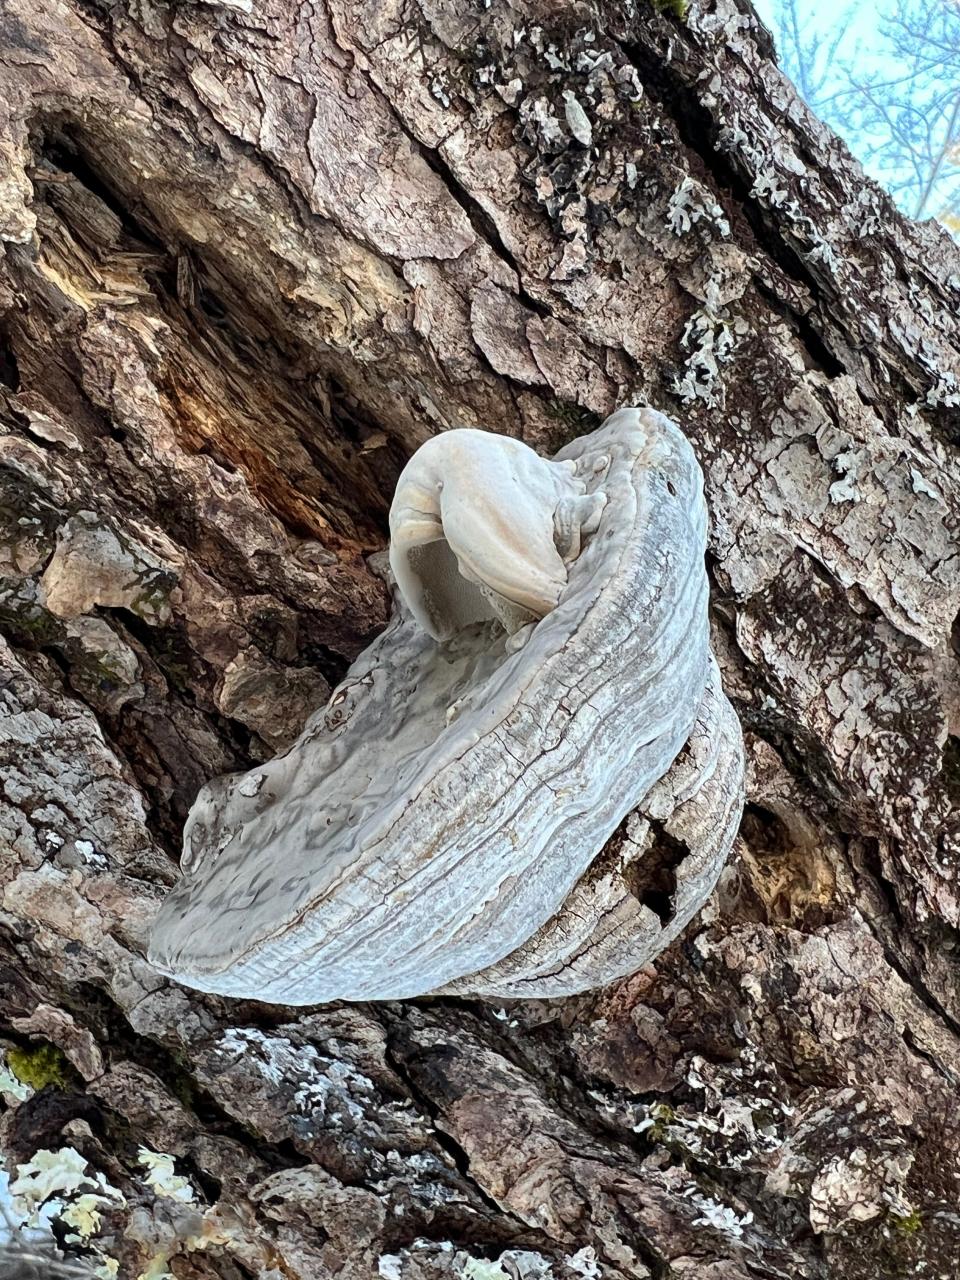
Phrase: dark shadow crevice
[{"left": 623, "top": 825, "right": 684, "bottom": 926}]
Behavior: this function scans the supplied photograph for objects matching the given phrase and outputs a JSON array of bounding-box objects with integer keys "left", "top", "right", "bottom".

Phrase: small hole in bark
[
  {"left": 639, "top": 884, "right": 673, "bottom": 924},
  {"left": 623, "top": 825, "right": 684, "bottom": 925},
  {"left": 181, "top": 1156, "right": 222, "bottom": 1204},
  {"left": 739, "top": 801, "right": 840, "bottom": 928},
  {"left": 197, "top": 286, "right": 228, "bottom": 324},
  {"left": 740, "top": 803, "right": 788, "bottom": 857}
]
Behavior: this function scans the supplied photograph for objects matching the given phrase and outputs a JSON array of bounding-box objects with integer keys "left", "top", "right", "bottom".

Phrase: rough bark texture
[{"left": 0, "top": 0, "right": 958, "bottom": 1277}]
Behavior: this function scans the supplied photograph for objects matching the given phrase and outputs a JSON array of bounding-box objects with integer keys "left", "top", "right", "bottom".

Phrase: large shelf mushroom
[{"left": 148, "top": 407, "right": 745, "bottom": 1003}]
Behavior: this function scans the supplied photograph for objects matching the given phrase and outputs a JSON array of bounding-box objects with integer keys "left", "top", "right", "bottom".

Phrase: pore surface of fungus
[{"left": 149, "top": 407, "right": 745, "bottom": 1003}]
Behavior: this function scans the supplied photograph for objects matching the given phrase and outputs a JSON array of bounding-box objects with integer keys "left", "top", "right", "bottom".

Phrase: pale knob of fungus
[{"left": 148, "top": 407, "right": 745, "bottom": 1003}]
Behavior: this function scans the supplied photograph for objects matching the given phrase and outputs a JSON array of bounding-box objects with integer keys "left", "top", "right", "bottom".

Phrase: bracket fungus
[{"left": 148, "top": 407, "right": 744, "bottom": 1003}]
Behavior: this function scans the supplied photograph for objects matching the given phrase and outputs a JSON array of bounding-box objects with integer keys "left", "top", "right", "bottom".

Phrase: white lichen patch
[
  {"left": 805, "top": 229, "right": 840, "bottom": 271},
  {"left": 688, "top": 1190, "right": 754, "bottom": 1238},
  {"left": 749, "top": 169, "right": 789, "bottom": 207},
  {"left": 428, "top": 71, "right": 452, "bottom": 109},
  {"left": 562, "top": 92, "right": 593, "bottom": 147},
  {"left": 74, "top": 838, "right": 109, "bottom": 870},
  {"left": 216, "top": 1027, "right": 376, "bottom": 1132},
  {"left": 364, "top": 1145, "right": 461, "bottom": 1213},
  {"left": 519, "top": 96, "right": 565, "bottom": 147},
  {"left": 926, "top": 371, "right": 960, "bottom": 408},
  {"left": 673, "top": 308, "right": 747, "bottom": 406},
  {"left": 0, "top": 1052, "right": 32, "bottom": 1102},
  {"left": 565, "top": 1247, "right": 601, "bottom": 1278},
  {"left": 60, "top": 1192, "right": 110, "bottom": 1244},
  {"left": 667, "top": 176, "right": 731, "bottom": 238},
  {"left": 10, "top": 1147, "right": 124, "bottom": 1223},
  {"left": 828, "top": 450, "right": 862, "bottom": 505},
  {"left": 137, "top": 1148, "right": 196, "bottom": 1204},
  {"left": 461, "top": 1250, "right": 557, "bottom": 1279},
  {"left": 460, "top": 1259, "right": 512, "bottom": 1280},
  {"left": 623, "top": 1049, "right": 793, "bottom": 1175},
  {"left": 910, "top": 468, "right": 942, "bottom": 501},
  {"left": 377, "top": 1241, "right": 558, "bottom": 1280},
  {"left": 8, "top": 1146, "right": 125, "bottom": 1266}
]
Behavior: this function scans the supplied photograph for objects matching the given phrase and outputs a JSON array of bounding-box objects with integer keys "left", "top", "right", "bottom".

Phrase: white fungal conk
[{"left": 149, "top": 408, "right": 744, "bottom": 1003}]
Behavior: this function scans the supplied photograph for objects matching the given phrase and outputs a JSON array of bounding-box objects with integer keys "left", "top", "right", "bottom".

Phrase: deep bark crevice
[{"left": 616, "top": 33, "right": 855, "bottom": 377}]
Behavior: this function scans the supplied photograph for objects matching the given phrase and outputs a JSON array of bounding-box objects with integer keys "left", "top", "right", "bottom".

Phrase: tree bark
[{"left": 0, "top": 0, "right": 958, "bottom": 1276}]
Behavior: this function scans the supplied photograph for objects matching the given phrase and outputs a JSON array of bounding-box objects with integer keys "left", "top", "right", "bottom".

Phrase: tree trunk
[{"left": 0, "top": 0, "right": 958, "bottom": 1276}]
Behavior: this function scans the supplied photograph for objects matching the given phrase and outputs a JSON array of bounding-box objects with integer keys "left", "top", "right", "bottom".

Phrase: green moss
[
  {"left": 652, "top": 0, "right": 688, "bottom": 16},
  {"left": 646, "top": 1102, "right": 676, "bottom": 1142},
  {"left": 7, "top": 1042, "right": 72, "bottom": 1090},
  {"left": 889, "top": 1210, "right": 923, "bottom": 1235}
]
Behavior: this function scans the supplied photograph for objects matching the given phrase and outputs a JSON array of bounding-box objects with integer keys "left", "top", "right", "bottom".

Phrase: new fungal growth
[{"left": 148, "top": 407, "right": 745, "bottom": 1002}]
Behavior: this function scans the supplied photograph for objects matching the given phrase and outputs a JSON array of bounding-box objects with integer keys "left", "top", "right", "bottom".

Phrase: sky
[
  {"left": 751, "top": 0, "right": 960, "bottom": 224},
  {"left": 752, "top": 0, "right": 879, "bottom": 57}
]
